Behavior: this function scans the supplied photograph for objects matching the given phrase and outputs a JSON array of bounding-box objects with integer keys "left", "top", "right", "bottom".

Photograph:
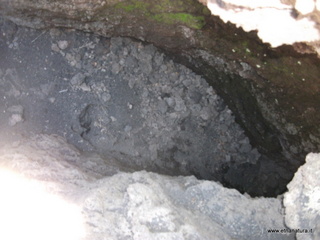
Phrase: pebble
[
  {"left": 70, "top": 73, "right": 86, "bottom": 86},
  {"left": 51, "top": 43, "right": 60, "bottom": 52},
  {"left": 101, "top": 92, "right": 111, "bottom": 102},
  {"left": 111, "top": 63, "right": 120, "bottom": 74},
  {"left": 57, "top": 40, "right": 68, "bottom": 50},
  {"left": 158, "top": 100, "right": 168, "bottom": 114},
  {"left": 124, "top": 125, "right": 132, "bottom": 132},
  {"left": 164, "top": 97, "right": 175, "bottom": 107},
  {"left": 7, "top": 105, "right": 24, "bottom": 126}
]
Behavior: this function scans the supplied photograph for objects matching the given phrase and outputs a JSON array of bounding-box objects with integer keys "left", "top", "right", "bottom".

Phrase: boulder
[
  {"left": 0, "top": 134, "right": 295, "bottom": 240},
  {"left": 284, "top": 153, "right": 320, "bottom": 240}
]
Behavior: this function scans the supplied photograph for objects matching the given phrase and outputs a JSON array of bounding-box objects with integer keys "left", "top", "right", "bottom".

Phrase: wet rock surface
[{"left": 0, "top": 134, "right": 295, "bottom": 240}]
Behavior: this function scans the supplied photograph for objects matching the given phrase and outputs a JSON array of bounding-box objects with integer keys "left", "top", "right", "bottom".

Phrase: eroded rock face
[
  {"left": 0, "top": 0, "right": 319, "bottom": 196},
  {"left": 0, "top": 134, "right": 295, "bottom": 240},
  {"left": 284, "top": 153, "right": 320, "bottom": 240}
]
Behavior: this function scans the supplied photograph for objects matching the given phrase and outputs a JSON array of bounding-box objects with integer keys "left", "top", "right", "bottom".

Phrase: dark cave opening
[{"left": 0, "top": 19, "right": 300, "bottom": 198}]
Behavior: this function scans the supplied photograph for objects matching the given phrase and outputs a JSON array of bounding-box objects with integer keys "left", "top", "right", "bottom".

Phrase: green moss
[
  {"left": 101, "top": 0, "right": 207, "bottom": 30},
  {"left": 115, "top": 1, "right": 149, "bottom": 12},
  {"left": 202, "top": 7, "right": 211, "bottom": 16},
  {"left": 152, "top": 0, "right": 186, "bottom": 13},
  {"left": 152, "top": 13, "right": 205, "bottom": 29}
]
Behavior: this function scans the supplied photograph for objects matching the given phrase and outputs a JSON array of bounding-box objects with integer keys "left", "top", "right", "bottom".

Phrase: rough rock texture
[
  {"left": 0, "top": 0, "right": 319, "bottom": 192},
  {"left": 284, "top": 153, "right": 320, "bottom": 240},
  {"left": 0, "top": 134, "right": 295, "bottom": 240},
  {"left": 0, "top": 19, "right": 297, "bottom": 197},
  {"left": 0, "top": 21, "right": 265, "bottom": 193}
]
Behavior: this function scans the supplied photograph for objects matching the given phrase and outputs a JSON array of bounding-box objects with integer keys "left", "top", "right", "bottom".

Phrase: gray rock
[
  {"left": 70, "top": 72, "right": 86, "bottom": 86},
  {"left": 111, "top": 62, "right": 121, "bottom": 75},
  {"left": 158, "top": 100, "right": 168, "bottom": 114},
  {"left": 164, "top": 97, "right": 175, "bottom": 107},
  {"left": 57, "top": 40, "right": 68, "bottom": 50},
  {"left": 101, "top": 92, "right": 111, "bottom": 102},
  {"left": 51, "top": 43, "right": 60, "bottom": 52},
  {"left": 8, "top": 113, "right": 24, "bottom": 126},
  {"left": 0, "top": 134, "right": 295, "bottom": 240},
  {"left": 284, "top": 153, "right": 320, "bottom": 240},
  {"left": 7, "top": 105, "right": 24, "bottom": 126}
]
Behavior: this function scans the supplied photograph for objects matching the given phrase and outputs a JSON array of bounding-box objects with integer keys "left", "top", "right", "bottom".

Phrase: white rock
[
  {"left": 57, "top": 40, "right": 69, "bottom": 50},
  {"left": 295, "top": 0, "right": 315, "bottom": 15}
]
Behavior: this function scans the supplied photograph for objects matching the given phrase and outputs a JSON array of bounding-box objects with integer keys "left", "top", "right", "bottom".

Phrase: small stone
[
  {"left": 9, "top": 113, "right": 24, "bottom": 126},
  {"left": 182, "top": 79, "right": 192, "bottom": 87},
  {"left": 200, "top": 107, "right": 211, "bottom": 120},
  {"left": 65, "top": 53, "right": 76, "bottom": 66},
  {"left": 128, "top": 79, "right": 135, "bottom": 89},
  {"left": 70, "top": 73, "right": 86, "bottom": 86},
  {"left": 111, "top": 63, "right": 121, "bottom": 74},
  {"left": 158, "top": 101, "right": 168, "bottom": 114},
  {"left": 57, "top": 40, "right": 69, "bottom": 50},
  {"left": 125, "top": 56, "right": 138, "bottom": 70},
  {"left": 79, "top": 83, "right": 91, "bottom": 92},
  {"left": 101, "top": 92, "right": 111, "bottom": 102},
  {"left": 51, "top": 43, "right": 60, "bottom": 52},
  {"left": 174, "top": 98, "right": 186, "bottom": 112},
  {"left": 206, "top": 87, "right": 215, "bottom": 96},
  {"left": 286, "top": 123, "right": 298, "bottom": 135},
  {"left": 189, "top": 90, "right": 202, "bottom": 104},
  {"left": 124, "top": 125, "right": 132, "bottom": 132},
  {"left": 190, "top": 104, "right": 202, "bottom": 114},
  {"left": 164, "top": 97, "right": 175, "bottom": 107},
  {"left": 142, "top": 89, "right": 149, "bottom": 98},
  {"left": 139, "top": 61, "right": 152, "bottom": 75}
]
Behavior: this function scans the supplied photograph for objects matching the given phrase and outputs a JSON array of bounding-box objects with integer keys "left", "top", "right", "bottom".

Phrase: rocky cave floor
[{"left": 0, "top": 19, "right": 318, "bottom": 240}]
